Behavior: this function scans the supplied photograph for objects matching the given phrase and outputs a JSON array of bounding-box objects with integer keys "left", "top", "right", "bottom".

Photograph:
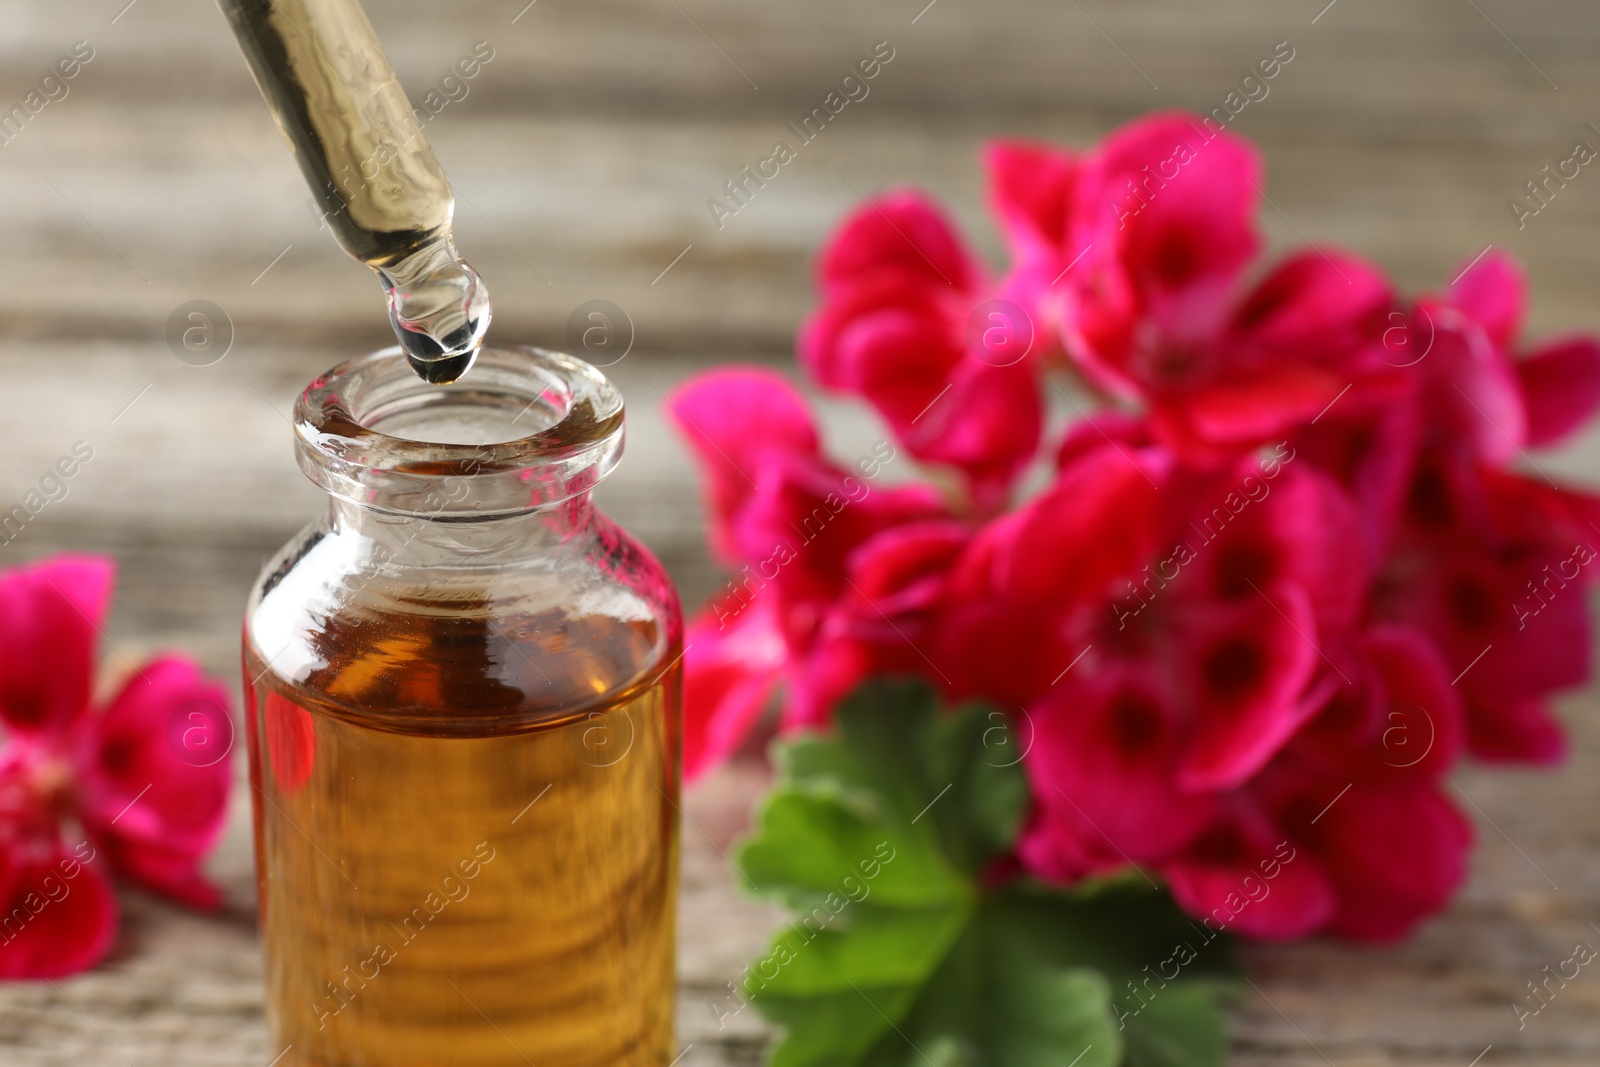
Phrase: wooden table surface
[{"left": 2, "top": 0, "right": 1600, "bottom": 1062}]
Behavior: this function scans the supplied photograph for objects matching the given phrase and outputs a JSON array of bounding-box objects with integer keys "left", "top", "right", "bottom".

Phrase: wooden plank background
[{"left": 2, "top": 0, "right": 1600, "bottom": 1062}]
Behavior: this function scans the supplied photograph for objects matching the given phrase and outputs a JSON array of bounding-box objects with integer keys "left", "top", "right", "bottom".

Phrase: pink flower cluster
[
  {"left": 670, "top": 112, "right": 1600, "bottom": 942},
  {"left": 0, "top": 556, "right": 231, "bottom": 976}
]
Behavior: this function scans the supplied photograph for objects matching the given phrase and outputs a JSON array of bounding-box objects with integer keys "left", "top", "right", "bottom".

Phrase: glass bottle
[{"left": 242, "top": 344, "right": 682, "bottom": 1067}]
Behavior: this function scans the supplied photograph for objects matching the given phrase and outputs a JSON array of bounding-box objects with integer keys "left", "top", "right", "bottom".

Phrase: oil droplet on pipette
[
  {"left": 219, "top": 0, "right": 494, "bottom": 385},
  {"left": 382, "top": 238, "right": 491, "bottom": 383}
]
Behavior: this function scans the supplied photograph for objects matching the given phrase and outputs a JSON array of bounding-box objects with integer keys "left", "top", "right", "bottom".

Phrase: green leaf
[
  {"left": 738, "top": 791, "right": 968, "bottom": 911},
  {"left": 989, "top": 887, "right": 1240, "bottom": 1067},
  {"left": 732, "top": 679, "right": 1241, "bottom": 1067},
  {"left": 886, "top": 914, "right": 1120, "bottom": 1067},
  {"left": 773, "top": 679, "right": 1028, "bottom": 875},
  {"left": 1122, "top": 981, "right": 1235, "bottom": 1067},
  {"left": 751, "top": 907, "right": 973, "bottom": 1067}
]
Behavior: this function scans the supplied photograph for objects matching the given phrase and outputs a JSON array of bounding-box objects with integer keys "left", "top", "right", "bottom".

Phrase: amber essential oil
[{"left": 244, "top": 603, "right": 680, "bottom": 1067}]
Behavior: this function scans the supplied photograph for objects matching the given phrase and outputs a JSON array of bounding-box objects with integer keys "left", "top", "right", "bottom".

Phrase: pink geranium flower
[
  {"left": 0, "top": 556, "right": 232, "bottom": 977},
  {"left": 990, "top": 114, "right": 1396, "bottom": 466},
  {"left": 1167, "top": 625, "right": 1471, "bottom": 942},
  {"left": 799, "top": 190, "right": 1044, "bottom": 511},
  {"left": 1422, "top": 250, "right": 1600, "bottom": 459},
  {"left": 671, "top": 113, "right": 1600, "bottom": 946},
  {"left": 1018, "top": 665, "right": 1220, "bottom": 883},
  {"left": 666, "top": 368, "right": 953, "bottom": 776},
  {"left": 1359, "top": 250, "right": 1600, "bottom": 764}
]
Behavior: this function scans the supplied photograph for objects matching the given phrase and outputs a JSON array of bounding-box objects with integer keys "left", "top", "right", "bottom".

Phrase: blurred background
[{"left": 2, "top": 0, "right": 1598, "bottom": 1063}]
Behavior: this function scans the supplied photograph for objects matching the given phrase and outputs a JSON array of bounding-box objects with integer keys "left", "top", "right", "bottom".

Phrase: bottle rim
[{"left": 294, "top": 344, "right": 624, "bottom": 516}]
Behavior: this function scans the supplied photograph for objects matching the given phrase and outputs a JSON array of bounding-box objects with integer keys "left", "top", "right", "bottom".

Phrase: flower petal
[
  {"left": 1023, "top": 671, "right": 1215, "bottom": 871},
  {"left": 1424, "top": 314, "right": 1527, "bottom": 466},
  {"left": 1290, "top": 395, "right": 1420, "bottom": 563},
  {"left": 844, "top": 522, "right": 968, "bottom": 608},
  {"left": 831, "top": 297, "right": 965, "bottom": 426},
  {"left": 0, "top": 841, "right": 119, "bottom": 979},
  {"left": 1055, "top": 412, "right": 1156, "bottom": 472},
  {"left": 792, "top": 523, "right": 968, "bottom": 730},
  {"left": 1155, "top": 364, "right": 1345, "bottom": 457},
  {"left": 728, "top": 450, "right": 947, "bottom": 610},
  {"left": 981, "top": 443, "right": 1163, "bottom": 608},
  {"left": 1162, "top": 803, "right": 1336, "bottom": 942},
  {"left": 1286, "top": 624, "right": 1465, "bottom": 783},
  {"left": 1462, "top": 695, "right": 1567, "bottom": 765},
  {"left": 935, "top": 597, "right": 1088, "bottom": 710},
  {"left": 0, "top": 555, "right": 113, "bottom": 737},
  {"left": 1359, "top": 624, "right": 1465, "bottom": 779},
  {"left": 682, "top": 605, "right": 784, "bottom": 780},
  {"left": 1301, "top": 783, "right": 1472, "bottom": 942},
  {"left": 666, "top": 368, "right": 821, "bottom": 564},
  {"left": 1446, "top": 248, "right": 1525, "bottom": 350},
  {"left": 901, "top": 359, "right": 1044, "bottom": 512},
  {"left": 800, "top": 273, "right": 954, "bottom": 390},
  {"left": 78, "top": 656, "right": 232, "bottom": 911},
  {"left": 1389, "top": 536, "right": 1588, "bottom": 762},
  {"left": 1154, "top": 248, "right": 1394, "bottom": 459},
  {"left": 1221, "top": 249, "right": 1392, "bottom": 362},
  {"left": 983, "top": 139, "right": 1080, "bottom": 265},
  {"left": 803, "top": 275, "right": 1043, "bottom": 508},
  {"left": 1518, "top": 335, "right": 1600, "bottom": 447},
  {"left": 1074, "top": 112, "right": 1263, "bottom": 345},
  {"left": 816, "top": 188, "right": 981, "bottom": 294},
  {"left": 1188, "top": 463, "right": 1368, "bottom": 629},
  {"left": 1176, "top": 583, "right": 1321, "bottom": 790}
]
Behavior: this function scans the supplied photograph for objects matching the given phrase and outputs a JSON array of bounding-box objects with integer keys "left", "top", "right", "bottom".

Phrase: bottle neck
[
  {"left": 295, "top": 345, "right": 626, "bottom": 522},
  {"left": 328, "top": 491, "right": 600, "bottom": 568}
]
